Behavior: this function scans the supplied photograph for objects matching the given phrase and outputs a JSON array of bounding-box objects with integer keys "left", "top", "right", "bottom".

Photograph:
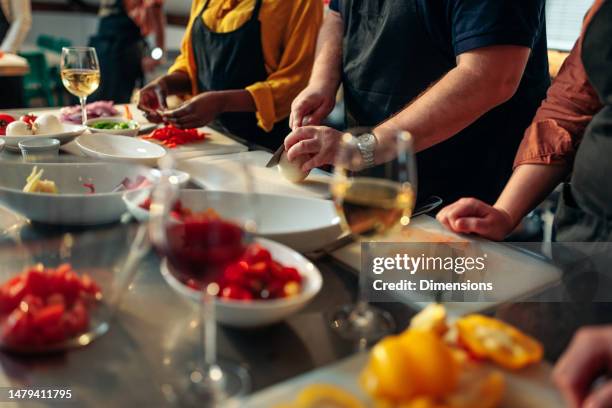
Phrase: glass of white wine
[
  {"left": 330, "top": 128, "right": 417, "bottom": 342},
  {"left": 61, "top": 47, "right": 101, "bottom": 125}
]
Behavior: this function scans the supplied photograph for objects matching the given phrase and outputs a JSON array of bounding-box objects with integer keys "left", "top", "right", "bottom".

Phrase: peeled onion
[
  {"left": 34, "top": 114, "right": 63, "bottom": 135},
  {"left": 6, "top": 121, "right": 32, "bottom": 136},
  {"left": 278, "top": 152, "right": 309, "bottom": 183}
]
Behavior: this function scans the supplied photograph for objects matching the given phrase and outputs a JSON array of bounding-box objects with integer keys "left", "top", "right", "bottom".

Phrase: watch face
[{"left": 358, "top": 133, "right": 376, "bottom": 148}]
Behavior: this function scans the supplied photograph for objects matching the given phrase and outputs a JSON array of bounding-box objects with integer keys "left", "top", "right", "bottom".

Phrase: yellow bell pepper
[{"left": 456, "top": 315, "right": 543, "bottom": 370}]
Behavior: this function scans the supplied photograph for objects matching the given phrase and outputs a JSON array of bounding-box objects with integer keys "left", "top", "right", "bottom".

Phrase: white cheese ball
[
  {"left": 34, "top": 114, "right": 63, "bottom": 135},
  {"left": 6, "top": 121, "right": 33, "bottom": 136},
  {"left": 278, "top": 151, "right": 309, "bottom": 183}
]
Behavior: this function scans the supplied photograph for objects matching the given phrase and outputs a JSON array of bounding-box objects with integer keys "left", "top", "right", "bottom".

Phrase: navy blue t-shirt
[{"left": 329, "top": 0, "right": 548, "bottom": 83}]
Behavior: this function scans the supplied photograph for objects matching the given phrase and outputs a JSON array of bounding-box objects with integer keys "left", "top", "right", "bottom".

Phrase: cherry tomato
[{"left": 0, "top": 114, "right": 15, "bottom": 136}]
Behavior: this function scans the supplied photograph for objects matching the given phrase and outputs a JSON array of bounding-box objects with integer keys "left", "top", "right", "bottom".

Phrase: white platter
[{"left": 3, "top": 123, "right": 86, "bottom": 151}]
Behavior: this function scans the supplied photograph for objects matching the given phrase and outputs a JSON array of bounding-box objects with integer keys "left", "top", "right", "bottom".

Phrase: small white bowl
[
  {"left": 160, "top": 238, "right": 323, "bottom": 328},
  {"left": 86, "top": 118, "right": 140, "bottom": 137},
  {"left": 76, "top": 133, "right": 166, "bottom": 166}
]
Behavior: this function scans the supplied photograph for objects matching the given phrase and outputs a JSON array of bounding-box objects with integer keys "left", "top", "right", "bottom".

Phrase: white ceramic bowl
[
  {"left": 0, "top": 162, "right": 154, "bottom": 225},
  {"left": 0, "top": 139, "right": 5, "bottom": 153},
  {"left": 86, "top": 118, "right": 140, "bottom": 137},
  {"left": 75, "top": 133, "right": 166, "bottom": 166},
  {"left": 123, "top": 189, "right": 342, "bottom": 253},
  {"left": 3, "top": 123, "right": 85, "bottom": 151},
  {"left": 160, "top": 238, "right": 323, "bottom": 328}
]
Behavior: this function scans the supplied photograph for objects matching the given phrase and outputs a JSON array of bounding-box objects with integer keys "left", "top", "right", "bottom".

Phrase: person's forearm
[
  {"left": 213, "top": 90, "right": 256, "bottom": 113},
  {"left": 377, "top": 65, "right": 516, "bottom": 154},
  {"left": 1, "top": 0, "right": 31, "bottom": 53},
  {"left": 309, "top": 11, "right": 343, "bottom": 92},
  {"left": 160, "top": 71, "right": 191, "bottom": 95},
  {"left": 494, "top": 164, "right": 569, "bottom": 227},
  {"left": 153, "top": 6, "right": 166, "bottom": 51}
]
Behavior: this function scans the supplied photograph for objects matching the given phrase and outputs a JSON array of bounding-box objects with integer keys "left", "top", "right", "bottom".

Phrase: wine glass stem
[
  {"left": 80, "top": 96, "right": 87, "bottom": 125},
  {"left": 356, "top": 255, "right": 370, "bottom": 312},
  {"left": 197, "top": 288, "right": 220, "bottom": 389}
]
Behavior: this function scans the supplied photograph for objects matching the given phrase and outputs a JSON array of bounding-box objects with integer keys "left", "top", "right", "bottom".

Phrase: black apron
[
  {"left": 89, "top": 0, "right": 144, "bottom": 103},
  {"left": 0, "top": 5, "right": 9, "bottom": 41},
  {"left": 339, "top": 0, "right": 545, "bottom": 205},
  {"left": 0, "top": 7, "right": 25, "bottom": 108},
  {"left": 555, "top": 0, "right": 612, "bottom": 242},
  {"left": 191, "top": 0, "right": 288, "bottom": 151}
]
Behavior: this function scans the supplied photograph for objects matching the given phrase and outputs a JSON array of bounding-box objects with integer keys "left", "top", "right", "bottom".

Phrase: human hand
[
  {"left": 284, "top": 126, "right": 344, "bottom": 172},
  {"left": 161, "top": 92, "right": 223, "bottom": 129},
  {"left": 142, "top": 56, "right": 162, "bottom": 73},
  {"left": 553, "top": 326, "right": 612, "bottom": 408},
  {"left": 436, "top": 198, "right": 515, "bottom": 241},
  {"left": 289, "top": 83, "right": 336, "bottom": 130},
  {"left": 138, "top": 77, "right": 169, "bottom": 123}
]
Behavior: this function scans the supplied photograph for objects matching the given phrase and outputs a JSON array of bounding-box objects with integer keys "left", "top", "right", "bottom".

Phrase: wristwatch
[{"left": 356, "top": 132, "right": 377, "bottom": 168}]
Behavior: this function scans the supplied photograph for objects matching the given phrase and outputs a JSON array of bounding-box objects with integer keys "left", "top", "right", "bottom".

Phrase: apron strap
[{"left": 251, "top": 0, "right": 264, "bottom": 21}]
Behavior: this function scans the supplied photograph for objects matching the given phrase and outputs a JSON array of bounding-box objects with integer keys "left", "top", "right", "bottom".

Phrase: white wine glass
[
  {"left": 60, "top": 47, "right": 101, "bottom": 125},
  {"left": 330, "top": 128, "right": 417, "bottom": 342}
]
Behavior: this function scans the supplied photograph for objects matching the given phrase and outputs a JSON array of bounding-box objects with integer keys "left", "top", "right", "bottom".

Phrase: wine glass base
[
  {"left": 162, "top": 361, "right": 250, "bottom": 407},
  {"left": 330, "top": 303, "right": 396, "bottom": 342}
]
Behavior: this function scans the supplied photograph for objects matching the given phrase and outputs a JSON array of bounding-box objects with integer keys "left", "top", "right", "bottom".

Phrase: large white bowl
[
  {"left": 3, "top": 123, "right": 85, "bottom": 151},
  {"left": 123, "top": 189, "right": 343, "bottom": 253},
  {"left": 160, "top": 238, "right": 323, "bottom": 328},
  {"left": 86, "top": 117, "right": 140, "bottom": 137},
  {"left": 0, "top": 162, "right": 154, "bottom": 225},
  {"left": 75, "top": 133, "right": 166, "bottom": 166}
]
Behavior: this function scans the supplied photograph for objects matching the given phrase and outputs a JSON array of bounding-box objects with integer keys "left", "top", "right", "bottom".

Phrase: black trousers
[{"left": 88, "top": 35, "right": 143, "bottom": 104}]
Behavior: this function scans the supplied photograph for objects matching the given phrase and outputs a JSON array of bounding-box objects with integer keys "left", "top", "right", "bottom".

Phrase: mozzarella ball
[
  {"left": 6, "top": 121, "right": 33, "bottom": 136},
  {"left": 34, "top": 114, "right": 63, "bottom": 135},
  {"left": 278, "top": 151, "right": 309, "bottom": 183}
]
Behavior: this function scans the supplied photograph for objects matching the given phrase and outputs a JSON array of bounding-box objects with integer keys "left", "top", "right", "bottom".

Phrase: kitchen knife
[{"left": 265, "top": 145, "right": 286, "bottom": 168}]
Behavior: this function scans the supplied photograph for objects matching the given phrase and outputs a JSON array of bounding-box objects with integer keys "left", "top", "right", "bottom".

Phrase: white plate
[
  {"left": 0, "top": 162, "right": 154, "bottom": 225},
  {"left": 75, "top": 133, "right": 166, "bottom": 166},
  {"left": 123, "top": 189, "right": 342, "bottom": 253},
  {"left": 160, "top": 238, "right": 323, "bottom": 328},
  {"left": 3, "top": 123, "right": 86, "bottom": 151}
]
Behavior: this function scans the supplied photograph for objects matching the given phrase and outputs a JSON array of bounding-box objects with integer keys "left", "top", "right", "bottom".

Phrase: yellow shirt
[{"left": 169, "top": 0, "right": 323, "bottom": 132}]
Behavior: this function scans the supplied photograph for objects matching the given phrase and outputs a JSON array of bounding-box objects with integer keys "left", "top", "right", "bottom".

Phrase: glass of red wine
[{"left": 149, "top": 157, "right": 254, "bottom": 405}]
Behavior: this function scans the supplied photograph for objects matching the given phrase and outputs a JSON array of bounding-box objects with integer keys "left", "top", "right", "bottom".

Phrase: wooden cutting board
[{"left": 240, "top": 352, "right": 566, "bottom": 407}]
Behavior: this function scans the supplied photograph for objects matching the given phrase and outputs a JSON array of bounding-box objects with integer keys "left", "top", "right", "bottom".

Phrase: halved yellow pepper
[
  {"left": 409, "top": 303, "right": 448, "bottom": 336},
  {"left": 365, "top": 330, "right": 459, "bottom": 401},
  {"left": 456, "top": 315, "right": 543, "bottom": 370}
]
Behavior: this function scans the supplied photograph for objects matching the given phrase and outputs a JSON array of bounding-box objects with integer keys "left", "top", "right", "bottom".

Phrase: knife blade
[{"left": 265, "top": 145, "right": 286, "bottom": 168}]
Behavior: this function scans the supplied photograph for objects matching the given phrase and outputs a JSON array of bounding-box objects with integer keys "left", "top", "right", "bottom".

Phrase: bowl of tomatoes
[
  {"left": 160, "top": 238, "right": 323, "bottom": 328},
  {"left": 0, "top": 222, "right": 138, "bottom": 354}
]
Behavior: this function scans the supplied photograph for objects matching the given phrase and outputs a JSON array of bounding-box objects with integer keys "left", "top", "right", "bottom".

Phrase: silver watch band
[{"left": 356, "top": 133, "right": 376, "bottom": 168}]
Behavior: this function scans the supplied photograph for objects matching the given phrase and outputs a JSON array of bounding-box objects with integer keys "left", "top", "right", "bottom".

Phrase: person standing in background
[
  {"left": 90, "top": 0, "right": 166, "bottom": 103},
  {"left": 0, "top": 0, "right": 32, "bottom": 53}
]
